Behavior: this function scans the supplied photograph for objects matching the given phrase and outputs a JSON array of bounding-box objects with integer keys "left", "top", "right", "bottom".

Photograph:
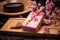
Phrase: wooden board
[
  {"left": 0, "top": 0, "right": 32, "bottom": 16},
  {"left": 0, "top": 18, "right": 60, "bottom": 35}
]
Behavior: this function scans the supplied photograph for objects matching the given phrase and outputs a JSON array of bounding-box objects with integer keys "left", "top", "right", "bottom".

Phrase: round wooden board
[{"left": 0, "top": 0, "right": 32, "bottom": 16}]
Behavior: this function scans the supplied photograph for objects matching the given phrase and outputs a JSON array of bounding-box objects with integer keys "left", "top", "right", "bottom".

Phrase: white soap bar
[{"left": 10, "top": 0, "right": 19, "bottom": 3}]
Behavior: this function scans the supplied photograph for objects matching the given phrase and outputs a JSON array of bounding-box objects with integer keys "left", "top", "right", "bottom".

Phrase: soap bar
[
  {"left": 6, "top": 0, "right": 19, "bottom": 3},
  {"left": 10, "top": 0, "right": 19, "bottom": 3},
  {"left": 22, "top": 11, "right": 44, "bottom": 32}
]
